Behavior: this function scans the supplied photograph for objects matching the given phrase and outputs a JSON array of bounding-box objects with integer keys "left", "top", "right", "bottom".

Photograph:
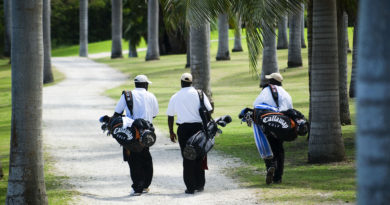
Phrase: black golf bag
[
  {"left": 239, "top": 104, "right": 309, "bottom": 142},
  {"left": 183, "top": 115, "right": 232, "bottom": 160},
  {"left": 99, "top": 115, "right": 156, "bottom": 152}
]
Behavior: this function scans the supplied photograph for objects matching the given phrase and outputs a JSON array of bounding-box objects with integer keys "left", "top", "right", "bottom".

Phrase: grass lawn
[
  {"left": 96, "top": 28, "right": 356, "bottom": 204},
  {"left": 52, "top": 38, "right": 147, "bottom": 57},
  {"left": 0, "top": 60, "right": 74, "bottom": 204}
]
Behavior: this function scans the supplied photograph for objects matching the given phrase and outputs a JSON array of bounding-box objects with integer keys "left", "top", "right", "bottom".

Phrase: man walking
[
  {"left": 253, "top": 72, "right": 293, "bottom": 184},
  {"left": 113, "top": 74, "right": 159, "bottom": 196},
  {"left": 167, "top": 73, "right": 213, "bottom": 194}
]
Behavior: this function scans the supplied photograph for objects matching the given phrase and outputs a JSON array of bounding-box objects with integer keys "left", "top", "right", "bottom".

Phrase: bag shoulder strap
[
  {"left": 269, "top": 84, "right": 279, "bottom": 108},
  {"left": 122, "top": 90, "right": 133, "bottom": 116},
  {"left": 197, "top": 89, "right": 206, "bottom": 109}
]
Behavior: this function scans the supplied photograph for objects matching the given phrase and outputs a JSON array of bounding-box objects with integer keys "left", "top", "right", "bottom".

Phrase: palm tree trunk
[
  {"left": 185, "top": 31, "right": 190, "bottom": 68},
  {"left": 277, "top": 15, "right": 288, "bottom": 49},
  {"left": 337, "top": 8, "right": 351, "bottom": 125},
  {"left": 349, "top": 19, "right": 358, "bottom": 98},
  {"left": 79, "top": 0, "right": 88, "bottom": 57},
  {"left": 308, "top": 0, "right": 345, "bottom": 163},
  {"left": 3, "top": 0, "right": 12, "bottom": 57},
  {"left": 43, "top": 0, "right": 54, "bottom": 84},
  {"left": 301, "top": 3, "right": 307, "bottom": 48},
  {"left": 288, "top": 5, "right": 303, "bottom": 67},
  {"left": 307, "top": 0, "right": 313, "bottom": 137},
  {"left": 6, "top": 0, "right": 48, "bottom": 204},
  {"left": 145, "top": 0, "right": 160, "bottom": 61},
  {"left": 345, "top": 13, "right": 351, "bottom": 53},
  {"left": 232, "top": 14, "right": 243, "bottom": 52},
  {"left": 216, "top": 13, "right": 230, "bottom": 61},
  {"left": 260, "top": 25, "right": 279, "bottom": 87},
  {"left": 357, "top": 2, "right": 390, "bottom": 203},
  {"left": 190, "top": 22, "right": 212, "bottom": 100},
  {"left": 0, "top": 160, "right": 3, "bottom": 179},
  {"left": 111, "top": 0, "right": 123, "bottom": 59},
  {"left": 128, "top": 40, "right": 137, "bottom": 58}
]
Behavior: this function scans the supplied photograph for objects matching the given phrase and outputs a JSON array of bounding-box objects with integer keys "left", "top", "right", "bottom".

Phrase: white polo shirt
[
  {"left": 253, "top": 85, "right": 293, "bottom": 111},
  {"left": 166, "top": 87, "right": 213, "bottom": 124},
  {"left": 115, "top": 88, "right": 159, "bottom": 122}
]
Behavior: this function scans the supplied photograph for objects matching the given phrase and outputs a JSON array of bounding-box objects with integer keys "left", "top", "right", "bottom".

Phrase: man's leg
[
  {"left": 264, "top": 135, "right": 279, "bottom": 184},
  {"left": 128, "top": 152, "right": 145, "bottom": 193},
  {"left": 177, "top": 123, "right": 203, "bottom": 193},
  {"left": 143, "top": 148, "right": 153, "bottom": 190},
  {"left": 195, "top": 156, "right": 205, "bottom": 190},
  {"left": 273, "top": 141, "right": 284, "bottom": 183}
]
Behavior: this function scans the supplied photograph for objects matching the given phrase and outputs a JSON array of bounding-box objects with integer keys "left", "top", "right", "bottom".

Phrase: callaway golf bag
[
  {"left": 99, "top": 115, "right": 156, "bottom": 152},
  {"left": 183, "top": 115, "right": 232, "bottom": 160},
  {"left": 239, "top": 104, "right": 309, "bottom": 159}
]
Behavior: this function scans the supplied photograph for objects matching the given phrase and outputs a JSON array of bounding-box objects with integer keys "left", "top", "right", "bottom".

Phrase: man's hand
[
  {"left": 168, "top": 116, "right": 176, "bottom": 143},
  {"left": 170, "top": 132, "right": 177, "bottom": 143}
]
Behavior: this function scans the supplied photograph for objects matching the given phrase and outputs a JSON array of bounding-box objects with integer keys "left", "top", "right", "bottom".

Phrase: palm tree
[
  {"left": 232, "top": 14, "right": 243, "bottom": 52},
  {"left": 308, "top": 0, "right": 345, "bottom": 163},
  {"left": 3, "top": 0, "right": 12, "bottom": 57},
  {"left": 357, "top": 1, "right": 390, "bottom": 203},
  {"left": 288, "top": 4, "right": 303, "bottom": 67},
  {"left": 6, "top": 0, "right": 48, "bottom": 203},
  {"left": 216, "top": 13, "right": 230, "bottom": 60},
  {"left": 345, "top": 13, "right": 351, "bottom": 53},
  {"left": 301, "top": 3, "right": 307, "bottom": 48},
  {"left": 185, "top": 31, "right": 191, "bottom": 68},
  {"left": 337, "top": 8, "right": 351, "bottom": 125},
  {"left": 43, "top": 0, "right": 54, "bottom": 84},
  {"left": 277, "top": 15, "right": 288, "bottom": 49},
  {"left": 123, "top": 0, "right": 147, "bottom": 58},
  {"left": 349, "top": 21, "right": 357, "bottom": 98},
  {"left": 307, "top": 0, "right": 313, "bottom": 129},
  {"left": 128, "top": 40, "right": 138, "bottom": 57},
  {"left": 145, "top": 0, "right": 160, "bottom": 61},
  {"left": 0, "top": 161, "right": 3, "bottom": 179},
  {"left": 260, "top": 24, "right": 279, "bottom": 87},
  {"left": 79, "top": 0, "right": 88, "bottom": 57},
  {"left": 190, "top": 22, "right": 212, "bottom": 98},
  {"left": 111, "top": 0, "right": 123, "bottom": 59}
]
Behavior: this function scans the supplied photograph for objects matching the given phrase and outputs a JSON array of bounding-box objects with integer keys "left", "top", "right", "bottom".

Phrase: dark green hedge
[{"left": 51, "top": 0, "right": 113, "bottom": 47}]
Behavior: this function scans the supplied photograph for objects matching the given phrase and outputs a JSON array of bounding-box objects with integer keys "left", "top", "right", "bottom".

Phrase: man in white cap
[
  {"left": 253, "top": 72, "right": 293, "bottom": 185},
  {"left": 113, "top": 74, "right": 159, "bottom": 196},
  {"left": 166, "top": 73, "right": 213, "bottom": 194}
]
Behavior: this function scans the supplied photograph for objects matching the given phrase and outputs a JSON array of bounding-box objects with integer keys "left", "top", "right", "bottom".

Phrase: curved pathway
[{"left": 42, "top": 57, "right": 259, "bottom": 204}]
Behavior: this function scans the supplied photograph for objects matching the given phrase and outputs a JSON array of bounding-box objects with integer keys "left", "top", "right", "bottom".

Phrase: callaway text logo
[{"left": 263, "top": 116, "right": 288, "bottom": 128}]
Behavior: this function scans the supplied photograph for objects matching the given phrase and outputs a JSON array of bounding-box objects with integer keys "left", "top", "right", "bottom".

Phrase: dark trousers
[
  {"left": 125, "top": 147, "right": 153, "bottom": 193},
  {"left": 177, "top": 123, "right": 205, "bottom": 192},
  {"left": 264, "top": 134, "right": 285, "bottom": 182}
]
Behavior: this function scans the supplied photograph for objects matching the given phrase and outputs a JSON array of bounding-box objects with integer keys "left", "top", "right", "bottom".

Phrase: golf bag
[
  {"left": 253, "top": 104, "right": 308, "bottom": 141},
  {"left": 239, "top": 104, "right": 308, "bottom": 159},
  {"left": 183, "top": 115, "right": 232, "bottom": 160},
  {"left": 99, "top": 115, "right": 156, "bottom": 152}
]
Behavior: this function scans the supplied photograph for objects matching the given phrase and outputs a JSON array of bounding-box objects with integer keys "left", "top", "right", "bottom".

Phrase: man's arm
[
  {"left": 114, "top": 94, "right": 126, "bottom": 116},
  {"left": 168, "top": 116, "right": 177, "bottom": 143}
]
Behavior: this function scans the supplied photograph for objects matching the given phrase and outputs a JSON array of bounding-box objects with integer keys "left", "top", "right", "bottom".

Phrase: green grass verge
[
  {"left": 52, "top": 38, "right": 147, "bottom": 57},
  {"left": 0, "top": 60, "right": 73, "bottom": 204},
  {"left": 96, "top": 28, "right": 356, "bottom": 204}
]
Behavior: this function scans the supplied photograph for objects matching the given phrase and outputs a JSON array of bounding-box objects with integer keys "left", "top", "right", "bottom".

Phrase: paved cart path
[{"left": 43, "top": 57, "right": 259, "bottom": 204}]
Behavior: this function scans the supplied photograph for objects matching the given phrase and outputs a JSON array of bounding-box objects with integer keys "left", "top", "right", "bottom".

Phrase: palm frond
[{"left": 166, "top": 0, "right": 305, "bottom": 74}]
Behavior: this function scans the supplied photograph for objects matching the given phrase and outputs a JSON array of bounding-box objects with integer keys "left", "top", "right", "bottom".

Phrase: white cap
[
  {"left": 181, "top": 73, "right": 192, "bottom": 82},
  {"left": 134, "top": 75, "right": 152, "bottom": 84},
  {"left": 265, "top": 72, "right": 283, "bottom": 83}
]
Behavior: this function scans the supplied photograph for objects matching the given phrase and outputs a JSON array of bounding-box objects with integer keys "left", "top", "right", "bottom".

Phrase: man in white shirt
[
  {"left": 253, "top": 72, "right": 293, "bottom": 185},
  {"left": 113, "top": 74, "right": 158, "bottom": 196},
  {"left": 167, "top": 73, "right": 213, "bottom": 194}
]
